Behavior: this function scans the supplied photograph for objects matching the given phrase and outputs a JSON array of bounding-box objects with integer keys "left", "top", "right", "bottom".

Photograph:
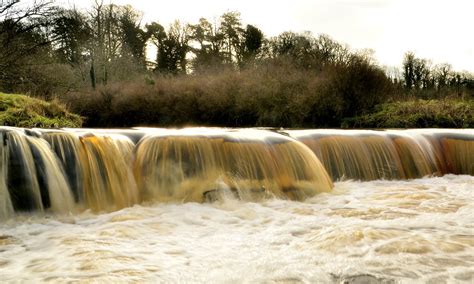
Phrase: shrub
[{"left": 62, "top": 56, "right": 393, "bottom": 128}]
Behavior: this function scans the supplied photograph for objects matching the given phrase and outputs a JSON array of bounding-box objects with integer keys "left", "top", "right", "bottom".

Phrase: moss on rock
[{"left": 0, "top": 92, "right": 82, "bottom": 128}]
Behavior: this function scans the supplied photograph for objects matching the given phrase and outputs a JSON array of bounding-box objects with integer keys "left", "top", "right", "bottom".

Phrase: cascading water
[
  {"left": 1, "top": 127, "right": 336, "bottom": 218},
  {"left": 0, "top": 131, "right": 13, "bottom": 218},
  {"left": 0, "top": 127, "right": 473, "bottom": 282},
  {"left": 134, "top": 129, "right": 332, "bottom": 203},
  {"left": 1, "top": 127, "right": 473, "bottom": 218},
  {"left": 26, "top": 136, "right": 75, "bottom": 214},
  {"left": 288, "top": 129, "right": 473, "bottom": 181},
  {"left": 3, "top": 130, "right": 44, "bottom": 213}
]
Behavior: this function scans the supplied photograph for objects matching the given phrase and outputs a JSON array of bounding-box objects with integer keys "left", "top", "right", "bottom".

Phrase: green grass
[
  {"left": 345, "top": 99, "right": 473, "bottom": 128},
  {"left": 0, "top": 92, "right": 82, "bottom": 128}
]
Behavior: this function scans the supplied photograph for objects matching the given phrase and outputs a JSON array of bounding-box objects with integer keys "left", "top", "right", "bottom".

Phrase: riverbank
[
  {"left": 345, "top": 99, "right": 473, "bottom": 128},
  {"left": 0, "top": 93, "right": 82, "bottom": 128},
  {"left": 1, "top": 91, "right": 472, "bottom": 129},
  {"left": 62, "top": 83, "right": 472, "bottom": 128}
]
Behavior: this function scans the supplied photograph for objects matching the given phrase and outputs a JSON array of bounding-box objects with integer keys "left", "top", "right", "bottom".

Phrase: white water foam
[{"left": 0, "top": 175, "right": 473, "bottom": 283}]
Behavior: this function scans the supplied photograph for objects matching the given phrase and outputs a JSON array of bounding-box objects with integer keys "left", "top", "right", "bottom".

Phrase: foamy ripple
[{"left": 0, "top": 175, "right": 473, "bottom": 283}]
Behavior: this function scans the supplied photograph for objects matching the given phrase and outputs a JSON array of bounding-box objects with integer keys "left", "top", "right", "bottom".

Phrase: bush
[{"left": 63, "top": 57, "right": 392, "bottom": 128}]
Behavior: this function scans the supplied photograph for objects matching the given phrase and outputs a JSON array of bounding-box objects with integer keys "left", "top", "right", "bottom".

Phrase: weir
[
  {"left": 134, "top": 129, "right": 332, "bottom": 203},
  {"left": 0, "top": 127, "right": 472, "bottom": 219},
  {"left": 0, "top": 127, "right": 333, "bottom": 218},
  {"left": 288, "top": 129, "right": 473, "bottom": 181}
]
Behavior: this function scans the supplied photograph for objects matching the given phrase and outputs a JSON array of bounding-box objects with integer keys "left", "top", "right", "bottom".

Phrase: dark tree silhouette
[{"left": 241, "top": 24, "right": 263, "bottom": 65}]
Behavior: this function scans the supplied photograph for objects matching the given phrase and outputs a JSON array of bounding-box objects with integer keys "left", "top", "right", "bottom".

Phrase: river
[
  {"left": 0, "top": 127, "right": 472, "bottom": 282},
  {"left": 1, "top": 175, "right": 473, "bottom": 282}
]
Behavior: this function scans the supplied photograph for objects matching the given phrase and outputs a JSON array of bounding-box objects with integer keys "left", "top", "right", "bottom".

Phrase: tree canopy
[{"left": 0, "top": 1, "right": 472, "bottom": 125}]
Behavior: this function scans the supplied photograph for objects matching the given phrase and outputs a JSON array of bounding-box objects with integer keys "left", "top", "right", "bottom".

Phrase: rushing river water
[
  {"left": 1, "top": 175, "right": 473, "bottom": 283},
  {"left": 0, "top": 127, "right": 473, "bottom": 282}
]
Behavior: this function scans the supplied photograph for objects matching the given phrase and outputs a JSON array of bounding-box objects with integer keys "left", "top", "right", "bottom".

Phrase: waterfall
[
  {"left": 134, "top": 129, "right": 332, "bottom": 203},
  {"left": 0, "top": 127, "right": 472, "bottom": 219},
  {"left": 0, "top": 131, "right": 14, "bottom": 219},
  {"left": 288, "top": 129, "right": 473, "bottom": 181}
]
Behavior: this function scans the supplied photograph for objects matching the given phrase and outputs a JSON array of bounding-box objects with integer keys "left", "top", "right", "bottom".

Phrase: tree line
[
  {"left": 1, "top": 0, "right": 473, "bottom": 127},
  {"left": 2, "top": 0, "right": 268, "bottom": 93},
  {"left": 400, "top": 52, "right": 473, "bottom": 98}
]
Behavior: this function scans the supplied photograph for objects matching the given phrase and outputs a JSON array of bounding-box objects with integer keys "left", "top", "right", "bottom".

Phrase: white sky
[{"left": 65, "top": 0, "right": 474, "bottom": 71}]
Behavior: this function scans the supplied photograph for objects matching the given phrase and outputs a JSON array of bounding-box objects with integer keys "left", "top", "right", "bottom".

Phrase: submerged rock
[{"left": 333, "top": 274, "right": 395, "bottom": 284}]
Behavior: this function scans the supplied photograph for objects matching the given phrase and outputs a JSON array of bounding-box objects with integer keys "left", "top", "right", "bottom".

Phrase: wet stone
[{"left": 333, "top": 274, "right": 395, "bottom": 284}]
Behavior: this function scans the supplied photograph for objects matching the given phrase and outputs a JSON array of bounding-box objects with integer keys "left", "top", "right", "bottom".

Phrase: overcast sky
[{"left": 66, "top": 0, "right": 473, "bottom": 71}]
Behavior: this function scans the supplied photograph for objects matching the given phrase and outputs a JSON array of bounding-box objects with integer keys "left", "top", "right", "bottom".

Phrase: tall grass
[{"left": 345, "top": 99, "right": 474, "bottom": 128}]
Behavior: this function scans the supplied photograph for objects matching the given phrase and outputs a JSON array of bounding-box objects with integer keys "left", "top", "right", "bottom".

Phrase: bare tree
[{"left": 0, "top": 0, "right": 57, "bottom": 92}]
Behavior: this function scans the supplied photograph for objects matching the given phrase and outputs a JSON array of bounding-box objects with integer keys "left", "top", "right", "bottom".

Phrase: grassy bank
[
  {"left": 345, "top": 99, "right": 473, "bottom": 128},
  {"left": 2, "top": 92, "right": 470, "bottom": 130},
  {"left": 0, "top": 92, "right": 82, "bottom": 128}
]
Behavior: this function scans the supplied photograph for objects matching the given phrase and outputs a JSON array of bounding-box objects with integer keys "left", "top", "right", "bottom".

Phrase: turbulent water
[
  {"left": 0, "top": 127, "right": 473, "bottom": 282},
  {"left": 1, "top": 175, "right": 472, "bottom": 283}
]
